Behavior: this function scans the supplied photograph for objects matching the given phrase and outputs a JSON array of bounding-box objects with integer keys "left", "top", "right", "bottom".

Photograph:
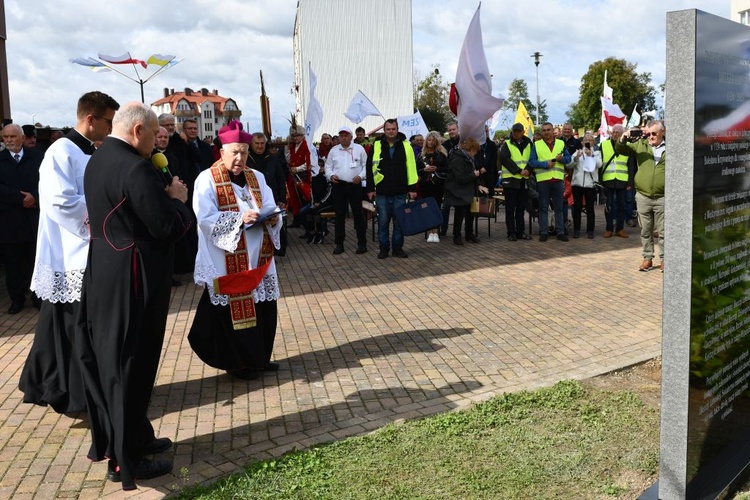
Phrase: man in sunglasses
[{"left": 617, "top": 120, "right": 666, "bottom": 272}]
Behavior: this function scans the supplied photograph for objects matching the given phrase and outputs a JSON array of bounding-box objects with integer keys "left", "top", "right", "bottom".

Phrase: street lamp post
[{"left": 531, "top": 52, "right": 543, "bottom": 127}]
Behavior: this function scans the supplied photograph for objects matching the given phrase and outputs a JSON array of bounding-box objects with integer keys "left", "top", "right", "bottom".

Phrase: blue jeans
[
  {"left": 376, "top": 195, "right": 406, "bottom": 250},
  {"left": 537, "top": 181, "right": 564, "bottom": 236},
  {"left": 440, "top": 201, "right": 451, "bottom": 235},
  {"left": 604, "top": 187, "right": 627, "bottom": 232},
  {"left": 626, "top": 187, "right": 636, "bottom": 220}
]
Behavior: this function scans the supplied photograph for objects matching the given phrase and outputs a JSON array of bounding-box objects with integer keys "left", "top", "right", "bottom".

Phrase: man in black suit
[
  {"left": 183, "top": 118, "right": 213, "bottom": 171},
  {"left": 76, "top": 102, "right": 194, "bottom": 490},
  {"left": 0, "top": 123, "right": 43, "bottom": 313}
]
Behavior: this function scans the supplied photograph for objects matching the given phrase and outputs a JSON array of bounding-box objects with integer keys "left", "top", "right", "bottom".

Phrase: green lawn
[{"left": 175, "top": 380, "right": 659, "bottom": 499}]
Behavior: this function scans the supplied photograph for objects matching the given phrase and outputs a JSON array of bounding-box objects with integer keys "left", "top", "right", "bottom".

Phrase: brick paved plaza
[{"left": 0, "top": 207, "right": 663, "bottom": 498}]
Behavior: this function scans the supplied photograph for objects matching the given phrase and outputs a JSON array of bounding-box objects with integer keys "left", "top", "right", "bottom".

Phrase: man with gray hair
[
  {"left": 617, "top": 120, "right": 666, "bottom": 272},
  {"left": 158, "top": 113, "right": 195, "bottom": 281},
  {"left": 77, "top": 102, "right": 193, "bottom": 489},
  {"left": 0, "top": 123, "right": 43, "bottom": 313},
  {"left": 599, "top": 124, "right": 632, "bottom": 239}
]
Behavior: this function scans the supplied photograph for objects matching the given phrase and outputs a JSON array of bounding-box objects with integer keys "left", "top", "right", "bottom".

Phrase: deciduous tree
[
  {"left": 503, "top": 78, "right": 548, "bottom": 125},
  {"left": 414, "top": 65, "right": 452, "bottom": 132},
  {"left": 566, "top": 57, "right": 656, "bottom": 130}
]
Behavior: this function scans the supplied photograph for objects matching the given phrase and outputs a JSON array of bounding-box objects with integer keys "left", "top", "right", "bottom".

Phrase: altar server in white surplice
[{"left": 19, "top": 91, "right": 120, "bottom": 414}]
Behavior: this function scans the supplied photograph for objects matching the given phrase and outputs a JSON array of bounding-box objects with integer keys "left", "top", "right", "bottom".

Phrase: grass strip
[{"left": 175, "top": 380, "right": 659, "bottom": 499}]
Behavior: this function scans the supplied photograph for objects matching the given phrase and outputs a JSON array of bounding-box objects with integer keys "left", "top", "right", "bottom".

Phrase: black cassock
[{"left": 76, "top": 136, "right": 194, "bottom": 490}]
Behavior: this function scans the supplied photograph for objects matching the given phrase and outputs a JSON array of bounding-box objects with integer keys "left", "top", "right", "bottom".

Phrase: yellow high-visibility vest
[
  {"left": 501, "top": 140, "right": 530, "bottom": 180},
  {"left": 600, "top": 140, "right": 629, "bottom": 182},
  {"left": 533, "top": 139, "right": 565, "bottom": 182},
  {"left": 371, "top": 140, "right": 418, "bottom": 186}
]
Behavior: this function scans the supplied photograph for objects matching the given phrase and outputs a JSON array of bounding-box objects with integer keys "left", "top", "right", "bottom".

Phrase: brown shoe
[
  {"left": 603, "top": 231, "right": 613, "bottom": 238},
  {"left": 615, "top": 230, "right": 629, "bottom": 238},
  {"left": 639, "top": 259, "right": 653, "bottom": 272}
]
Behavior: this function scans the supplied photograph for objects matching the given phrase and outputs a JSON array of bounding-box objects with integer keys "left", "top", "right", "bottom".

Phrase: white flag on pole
[
  {"left": 397, "top": 110, "right": 429, "bottom": 140},
  {"left": 305, "top": 63, "right": 323, "bottom": 165},
  {"left": 599, "top": 70, "right": 614, "bottom": 138},
  {"left": 344, "top": 90, "right": 382, "bottom": 124},
  {"left": 626, "top": 103, "right": 641, "bottom": 129},
  {"left": 454, "top": 4, "right": 504, "bottom": 145}
]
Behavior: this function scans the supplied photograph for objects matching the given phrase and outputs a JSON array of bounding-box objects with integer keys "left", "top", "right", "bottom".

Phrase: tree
[
  {"left": 565, "top": 57, "right": 656, "bottom": 130},
  {"left": 537, "top": 99, "right": 549, "bottom": 125},
  {"left": 503, "top": 78, "right": 548, "bottom": 126},
  {"left": 414, "top": 65, "right": 452, "bottom": 133},
  {"left": 418, "top": 107, "right": 447, "bottom": 134}
]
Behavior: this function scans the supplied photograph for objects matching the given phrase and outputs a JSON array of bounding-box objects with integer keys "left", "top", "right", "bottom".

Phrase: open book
[{"left": 245, "top": 206, "right": 285, "bottom": 229}]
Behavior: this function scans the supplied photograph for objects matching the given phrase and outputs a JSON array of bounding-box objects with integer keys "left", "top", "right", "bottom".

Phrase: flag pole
[{"left": 531, "top": 52, "right": 542, "bottom": 126}]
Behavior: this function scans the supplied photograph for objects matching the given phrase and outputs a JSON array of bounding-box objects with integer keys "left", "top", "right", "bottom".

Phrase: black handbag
[{"left": 394, "top": 197, "right": 443, "bottom": 236}]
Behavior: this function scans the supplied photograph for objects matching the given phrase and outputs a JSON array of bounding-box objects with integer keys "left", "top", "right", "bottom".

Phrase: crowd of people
[{"left": 0, "top": 88, "right": 665, "bottom": 489}]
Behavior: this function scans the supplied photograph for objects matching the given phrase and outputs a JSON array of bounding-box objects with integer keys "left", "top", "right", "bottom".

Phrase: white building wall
[
  {"left": 732, "top": 0, "right": 750, "bottom": 24},
  {"left": 294, "top": 0, "right": 413, "bottom": 141}
]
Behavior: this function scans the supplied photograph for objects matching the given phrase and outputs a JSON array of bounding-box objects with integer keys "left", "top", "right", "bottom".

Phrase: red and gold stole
[{"left": 209, "top": 161, "right": 274, "bottom": 330}]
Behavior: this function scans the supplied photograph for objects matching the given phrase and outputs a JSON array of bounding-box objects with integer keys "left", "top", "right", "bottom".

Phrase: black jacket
[
  {"left": 498, "top": 136, "right": 532, "bottom": 190},
  {"left": 366, "top": 133, "right": 417, "bottom": 196},
  {"left": 0, "top": 147, "right": 42, "bottom": 243},
  {"left": 247, "top": 148, "right": 288, "bottom": 205}
]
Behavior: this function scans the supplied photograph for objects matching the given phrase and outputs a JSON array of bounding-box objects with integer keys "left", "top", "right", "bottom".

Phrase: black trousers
[
  {"left": 504, "top": 187, "right": 528, "bottom": 237},
  {"left": 572, "top": 186, "right": 596, "bottom": 233},
  {"left": 452, "top": 204, "right": 475, "bottom": 237},
  {"left": 1, "top": 241, "right": 35, "bottom": 304},
  {"left": 332, "top": 182, "right": 367, "bottom": 246}
]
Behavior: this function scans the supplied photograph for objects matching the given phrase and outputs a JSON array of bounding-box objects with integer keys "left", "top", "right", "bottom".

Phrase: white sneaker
[
  {"left": 433, "top": 234, "right": 440, "bottom": 243},
  {"left": 427, "top": 233, "right": 436, "bottom": 243}
]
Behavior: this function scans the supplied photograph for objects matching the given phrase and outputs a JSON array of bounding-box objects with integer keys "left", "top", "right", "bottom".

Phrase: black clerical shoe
[
  {"left": 8, "top": 301, "right": 23, "bottom": 314},
  {"left": 356, "top": 245, "right": 367, "bottom": 254},
  {"left": 107, "top": 458, "right": 173, "bottom": 483},
  {"left": 333, "top": 245, "right": 345, "bottom": 255},
  {"left": 392, "top": 248, "right": 408, "bottom": 258},
  {"left": 264, "top": 362, "right": 280, "bottom": 372},
  {"left": 141, "top": 437, "right": 172, "bottom": 455}
]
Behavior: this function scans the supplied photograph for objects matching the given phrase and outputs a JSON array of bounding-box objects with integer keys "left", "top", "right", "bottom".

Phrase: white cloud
[{"left": 5, "top": 0, "right": 730, "bottom": 132}]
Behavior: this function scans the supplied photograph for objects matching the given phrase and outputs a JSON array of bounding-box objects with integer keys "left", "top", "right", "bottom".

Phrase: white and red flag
[
  {"left": 601, "top": 97, "right": 627, "bottom": 127},
  {"left": 98, "top": 53, "right": 147, "bottom": 68},
  {"left": 454, "top": 4, "right": 504, "bottom": 145}
]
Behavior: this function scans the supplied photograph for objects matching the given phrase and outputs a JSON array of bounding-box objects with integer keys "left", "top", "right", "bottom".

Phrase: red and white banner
[{"left": 601, "top": 97, "right": 627, "bottom": 127}]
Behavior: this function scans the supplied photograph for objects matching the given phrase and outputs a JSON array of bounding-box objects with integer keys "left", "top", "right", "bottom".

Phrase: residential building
[{"left": 151, "top": 87, "right": 241, "bottom": 141}]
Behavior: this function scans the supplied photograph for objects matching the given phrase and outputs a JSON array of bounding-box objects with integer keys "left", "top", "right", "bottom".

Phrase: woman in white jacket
[{"left": 567, "top": 132, "right": 601, "bottom": 238}]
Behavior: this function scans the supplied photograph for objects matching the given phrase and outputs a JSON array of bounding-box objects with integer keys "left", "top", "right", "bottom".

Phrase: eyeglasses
[
  {"left": 93, "top": 115, "right": 113, "bottom": 126},
  {"left": 645, "top": 132, "right": 661, "bottom": 138}
]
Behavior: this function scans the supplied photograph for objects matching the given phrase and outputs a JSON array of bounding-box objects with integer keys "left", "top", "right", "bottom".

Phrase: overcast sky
[{"left": 5, "top": 0, "right": 730, "bottom": 135}]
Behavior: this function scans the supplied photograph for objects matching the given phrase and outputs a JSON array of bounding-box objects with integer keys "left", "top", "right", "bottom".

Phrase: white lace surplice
[
  {"left": 192, "top": 168, "right": 281, "bottom": 306},
  {"left": 30, "top": 138, "right": 92, "bottom": 302}
]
